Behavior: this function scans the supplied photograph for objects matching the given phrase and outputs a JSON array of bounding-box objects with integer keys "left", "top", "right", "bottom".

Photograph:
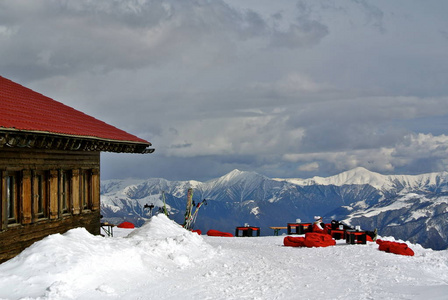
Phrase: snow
[
  {"left": 345, "top": 193, "right": 448, "bottom": 224},
  {"left": 1, "top": 215, "right": 448, "bottom": 300},
  {"left": 217, "top": 169, "right": 246, "bottom": 183},
  {"left": 279, "top": 167, "right": 448, "bottom": 192},
  {"left": 101, "top": 179, "right": 145, "bottom": 194}
]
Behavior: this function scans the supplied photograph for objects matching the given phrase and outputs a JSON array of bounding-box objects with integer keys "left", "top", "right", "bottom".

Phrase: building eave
[{"left": 0, "top": 129, "right": 155, "bottom": 154}]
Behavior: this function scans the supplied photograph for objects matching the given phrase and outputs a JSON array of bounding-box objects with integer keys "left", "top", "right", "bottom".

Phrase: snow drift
[
  {"left": 0, "top": 215, "right": 447, "bottom": 300},
  {"left": 0, "top": 215, "right": 216, "bottom": 299}
]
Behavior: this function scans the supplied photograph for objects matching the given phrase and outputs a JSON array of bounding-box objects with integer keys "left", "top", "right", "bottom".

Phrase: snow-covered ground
[{"left": 0, "top": 215, "right": 447, "bottom": 300}]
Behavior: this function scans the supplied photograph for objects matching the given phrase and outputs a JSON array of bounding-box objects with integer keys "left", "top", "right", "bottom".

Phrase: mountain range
[{"left": 100, "top": 167, "right": 448, "bottom": 250}]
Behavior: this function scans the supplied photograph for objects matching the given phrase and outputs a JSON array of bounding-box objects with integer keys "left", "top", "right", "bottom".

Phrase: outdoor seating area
[
  {"left": 235, "top": 226, "right": 260, "bottom": 237},
  {"left": 287, "top": 222, "right": 312, "bottom": 235},
  {"left": 345, "top": 230, "right": 367, "bottom": 244},
  {"left": 280, "top": 219, "right": 375, "bottom": 248}
]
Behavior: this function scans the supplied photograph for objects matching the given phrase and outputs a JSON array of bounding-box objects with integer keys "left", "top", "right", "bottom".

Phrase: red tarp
[
  {"left": 304, "top": 232, "right": 336, "bottom": 248},
  {"left": 206, "top": 229, "right": 233, "bottom": 237},
  {"left": 376, "top": 239, "right": 414, "bottom": 256},
  {"left": 284, "top": 232, "right": 336, "bottom": 248},
  {"left": 117, "top": 221, "right": 135, "bottom": 229},
  {"left": 283, "top": 236, "right": 305, "bottom": 247}
]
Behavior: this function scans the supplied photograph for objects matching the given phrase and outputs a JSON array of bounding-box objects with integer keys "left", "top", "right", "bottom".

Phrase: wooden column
[
  {"left": 1, "top": 172, "right": 6, "bottom": 230},
  {"left": 32, "top": 172, "right": 41, "bottom": 222},
  {"left": 21, "top": 170, "right": 32, "bottom": 224},
  {"left": 91, "top": 169, "right": 100, "bottom": 211},
  {"left": 72, "top": 169, "right": 80, "bottom": 215},
  {"left": 32, "top": 172, "right": 38, "bottom": 222},
  {"left": 49, "top": 170, "right": 59, "bottom": 219}
]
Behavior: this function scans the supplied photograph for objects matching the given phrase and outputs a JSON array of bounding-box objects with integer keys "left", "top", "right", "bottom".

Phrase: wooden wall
[
  {"left": 0, "top": 148, "right": 101, "bottom": 263},
  {"left": 0, "top": 212, "right": 100, "bottom": 263},
  {"left": 0, "top": 148, "right": 100, "bottom": 170}
]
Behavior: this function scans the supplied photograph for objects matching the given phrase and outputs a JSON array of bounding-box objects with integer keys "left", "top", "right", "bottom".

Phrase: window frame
[
  {"left": 33, "top": 170, "right": 48, "bottom": 220},
  {"left": 6, "top": 171, "right": 20, "bottom": 225},
  {"left": 81, "top": 169, "right": 92, "bottom": 211},
  {"left": 61, "top": 169, "right": 72, "bottom": 215}
]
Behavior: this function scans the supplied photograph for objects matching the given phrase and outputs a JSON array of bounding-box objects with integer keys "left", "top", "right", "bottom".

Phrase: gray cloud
[{"left": 2, "top": 0, "right": 448, "bottom": 180}]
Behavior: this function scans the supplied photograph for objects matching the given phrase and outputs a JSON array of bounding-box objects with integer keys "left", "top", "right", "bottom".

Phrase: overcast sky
[{"left": 2, "top": 0, "right": 448, "bottom": 181}]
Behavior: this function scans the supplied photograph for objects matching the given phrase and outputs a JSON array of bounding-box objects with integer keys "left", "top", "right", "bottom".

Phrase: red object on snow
[
  {"left": 304, "top": 232, "right": 336, "bottom": 248},
  {"left": 117, "top": 221, "right": 135, "bottom": 229},
  {"left": 283, "top": 236, "right": 305, "bottom": 247},
  {"left": 311, "top": 222, "right": 331, "bottom": 234},
  {"left": 376, "top": 239, "right": 414, "bottom": 256},
  {"left": 206, "top": 229, "right": 233, "bottom": 237},
  {"left": 283, "top": 232, "right": 335, "bottom": 248},
  {"left": 192, "top": 229, "right": 202, "bottom": 235}
]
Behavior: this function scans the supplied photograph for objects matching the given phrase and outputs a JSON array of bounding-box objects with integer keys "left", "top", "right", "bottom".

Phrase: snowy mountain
[
  {"left": 100, "top": 167, "right": 448, "bottom": 250},
  {"left": 281, "top": 167, "right": 448, "bottom": 192}
]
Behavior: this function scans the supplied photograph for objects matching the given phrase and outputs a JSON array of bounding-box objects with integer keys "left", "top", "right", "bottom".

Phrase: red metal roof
[{"left": 0, "top": 76, "right": 150, "bottom": 146}]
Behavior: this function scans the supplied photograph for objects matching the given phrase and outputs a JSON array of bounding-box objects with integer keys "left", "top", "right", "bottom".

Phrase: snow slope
[{"left": 0, "top": 214, "right": 447, "bottom": 300}]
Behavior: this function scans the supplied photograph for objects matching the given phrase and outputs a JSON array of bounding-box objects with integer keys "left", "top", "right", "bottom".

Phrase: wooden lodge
[{"left": 0, "top": 76, "right": 154, "bottom": 263}]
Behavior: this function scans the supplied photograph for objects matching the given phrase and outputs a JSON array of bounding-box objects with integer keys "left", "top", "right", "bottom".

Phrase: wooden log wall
[
  {"left": 0, "top": 212, "right": 100, "bottom": 263},
  {"left": 0, "top": 148, "right": 101, "bottom": 263},
  {"left": 0, "top": 148, "right": 100, "bottom": 170}
]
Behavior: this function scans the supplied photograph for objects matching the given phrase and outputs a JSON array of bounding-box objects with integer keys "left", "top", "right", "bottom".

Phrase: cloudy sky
[{"left": 2, "top": 0, "right": 448, "bottom": 181}]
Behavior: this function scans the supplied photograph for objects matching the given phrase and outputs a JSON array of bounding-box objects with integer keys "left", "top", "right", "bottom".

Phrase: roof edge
[
  {"left": 0, "top": 127, "right": 151, "bottom": 146},
  {"left": 0, "top": 129, "right": 155, "bottom": 154}
]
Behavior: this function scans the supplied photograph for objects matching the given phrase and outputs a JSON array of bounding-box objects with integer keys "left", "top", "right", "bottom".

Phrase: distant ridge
[
  {"left": 101, "top": 167, "right": 448, "bottom": 250},
  {"left": 278, "top": 167, "right": 448, "bottom": 191}
]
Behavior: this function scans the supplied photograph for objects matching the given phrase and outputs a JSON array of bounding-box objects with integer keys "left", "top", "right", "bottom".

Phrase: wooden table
[
  {"left": 235, "top": 226, "right": 260, "bottom": 237},
  {"left": 287, "top": 223, "right": 311, "bottom": 235},
  {"left": 346, "top": 230, "right": 367, "bottom": 244},
  {"left": 269, "top": 226, "right": 287, "bottom": 236},
  {"left": 330, "top": 229, "right": 346, "bottom": 240}
]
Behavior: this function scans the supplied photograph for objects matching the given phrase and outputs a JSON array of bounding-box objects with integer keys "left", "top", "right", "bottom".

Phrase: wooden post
[
  {"left": 72, "top": 169, "right": 80, "bottom": 215},
  {"left": 58, "top": 169, "right": 63, "bottom": 216},
  {"left": 21, "top": 170, "right": 32, "bottom": 224},
  {"left": 32, "top": 171, "right": 38, "bottom": 222},
  {"left": 1, "top": 172, "right": 6, "bottom": 230},
  {"left": 49, "top": 170, "right": 59, "bottom": 219}
]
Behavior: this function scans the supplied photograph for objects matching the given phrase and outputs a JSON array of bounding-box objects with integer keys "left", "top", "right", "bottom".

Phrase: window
[
  {"left": 61, "top": 170, "right": 72, "bottom": 214},
  {"left": 34, "top": 171, "right": 48, "bottom": 219},
  {"left": 6, "top": 173, "right": 19, "bottom": 224},
  {"left": 81, "top": 170, "right": 92, "bottom": 210}
]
